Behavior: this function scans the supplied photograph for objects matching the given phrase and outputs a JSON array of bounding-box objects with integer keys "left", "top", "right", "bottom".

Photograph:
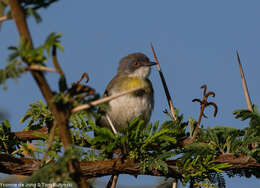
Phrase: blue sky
[{"left": 1, "top": 0, "right": 260, "bottom": 187}]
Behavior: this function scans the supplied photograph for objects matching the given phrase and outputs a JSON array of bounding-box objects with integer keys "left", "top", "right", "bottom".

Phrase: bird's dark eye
[{"left": 132, "top": 61, "right": 140, "bottom": 67}]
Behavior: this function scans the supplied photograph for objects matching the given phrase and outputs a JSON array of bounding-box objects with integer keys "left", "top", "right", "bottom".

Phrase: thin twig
[
  {"left": 191, "top": 101, "right": 206, "bottom": 141},
  {"left": 0, "top": 16, "right": 8, "bottom": 22},
  {"left": 150, "top": 43, "right": 177, "bottom": 120},
  {"left": 106, "top": 174, "right": 119, "bottom": 188},
  {"left": 26, "top": 65, "right": 58, "bottom": 72},
  {"left": 52, "top": 45, "right": 65, "bottom": 77},
  {"left": 11, "top": 127, "right": 48, "bottom": 141},
  {"left": 72, "top": 86, "right": 146, "bottom": 113},
  {"left": 111, "top": 175, "right": 118, "bottom": 188},
  {"left": 40, "top": 121, "right": 57, "bottom": 165},
  {"left": 236, "top": 50, "right": 253, "bottom": 112},
  {"left": 3, "top": 142, "right": 9, "bottom": 154},
  {"left": 172, "top": 180, "right": 177, "bottom": 188},
  {"left": 184, "top": 85, "right": 217, "bottom": 145}
]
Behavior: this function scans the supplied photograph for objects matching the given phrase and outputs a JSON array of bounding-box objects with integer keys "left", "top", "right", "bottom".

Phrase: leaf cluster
[
  {"left": 234, "top": 105, "right": 260, "bottom": 136},
  {"left": 0, "top": 120, "right": 38, "bottom": 158},
  {"left": 175, "top": 105, "right": 260, "bottom": 186},
  {"left": 178, "top": 154, "right": 230, "bottom": 187},
  {"left": 0, "top": 120, "right": 18, "bottom": 154},
  {"left": 19, "top": 100, "right": 99, "bottom": 160},
  {"left": 8, "top": 32, "right": 63, "bottom": 65},
  {"left": 1, "top": 0, "right": 59, "bottom": 24},
  {"left": 177, "top": 142, "right": 228, "bottom": 187},
  {"left": 33, "top": 130, "right": 63, "bottom": 159},
  {"left": 233, "top": 105, "right": 260, "bottom": 160},
  {"left": 192, "top": 173, "right": 226, "bottom": 188},
  {"left": 52, "top": 77, "right": 97, "bottom": 110},
  {"left": 70, "top": 110, "right": 96, "bottom": 147},
  {"left": 20, "top": 0, "right": 59, "bottom": 10},
  {"left": 0, "top": 60, "right": 25, "bottom": 90},
  {"left": 197, "top": 126, "right": 246, "bottom": 155},
  {"left": 24, "top": 146, "right": 79, "bottom": 187},
  {"left": 91, "top": 113, "right": 187, "bottom": 174},
  {"left": 20, "top": 100, "right": 53, "bottom": 130},
  {"left": 0, "top": 33, "right": 63, "bottom": 90}
]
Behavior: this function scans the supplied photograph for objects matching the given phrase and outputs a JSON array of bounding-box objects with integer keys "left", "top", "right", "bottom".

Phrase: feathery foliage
[
  {"left": 0, "top": 60, "right": 25, "bottom": 90},
  {"left": 0, "top": 120, "right": 18, "bottom": 154},
  {"left": 24, "top": 146, "right": 79, "bottom": 186},
  {"left": 20, "top": 100, "right": 53, "bottom": 130},
  {"left": 8, "top": 32, "right": 63, "bottom": 65},
  {"left": 1, "top": 1, "right": 260, "bottom": 187},
  {"left": 0, "top": 32, "right": 63, "bottom": 90}
]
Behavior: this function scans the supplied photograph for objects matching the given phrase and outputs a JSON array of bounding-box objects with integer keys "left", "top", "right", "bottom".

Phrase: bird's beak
[{"left": 144, "top": 61, "right": 157, "bottom": 66}]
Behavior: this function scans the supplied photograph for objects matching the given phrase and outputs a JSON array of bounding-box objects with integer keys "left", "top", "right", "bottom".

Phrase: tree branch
[
  {"left": 52, "top": 45, "right": 65, "bottom": 77},
  {"left": 9, "top": 1, "right": 88, "bottom": 187},
  {"left": 25, "top": 65, "right": 58, "bottom": 73},
  {"left": 10, "top": 127, "right": 48, "bottom": 141},
  {"left": 0, "top": 154, "right": 259, "bottom": 178},
  {"left": 0, "top": 154, "right": 40, "bottom": 176}
]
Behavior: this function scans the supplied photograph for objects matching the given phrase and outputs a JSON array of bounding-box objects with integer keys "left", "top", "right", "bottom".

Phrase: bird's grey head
[{"left": 117, "top": 53, "right": 156, "bottom": 78}]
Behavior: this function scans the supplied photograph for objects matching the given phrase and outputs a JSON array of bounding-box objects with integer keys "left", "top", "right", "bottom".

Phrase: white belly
[{"left": 107, "top": 94, "right": 153, "bottom": 131}]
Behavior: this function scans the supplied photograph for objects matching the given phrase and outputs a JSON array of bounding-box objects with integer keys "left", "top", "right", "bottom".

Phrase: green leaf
[
  {"left": 25, "top": 8, "right": 42, "bottom": 23},
  {"left": 20, "top": 100, "right": 53, "bottom": 130},
  {"left": 159, "top": 135, "right": 177, "bottom": 143},
  {"left": 0, "top": 60, "right": 26, "bottom": 89},
  {"left": 44, "top": 32, "right": 64, "bottom": 56}
]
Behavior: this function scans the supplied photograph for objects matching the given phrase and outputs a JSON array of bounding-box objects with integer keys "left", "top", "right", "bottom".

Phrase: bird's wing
[
  {"left": 97, "top": 75, "right": 120, "bottom": 133},
  {"left": 96, "top": 75, "right": 118, "bottom": 120},
  {"left": 103, "top": 75, "right": 120, "bottom": 97}
]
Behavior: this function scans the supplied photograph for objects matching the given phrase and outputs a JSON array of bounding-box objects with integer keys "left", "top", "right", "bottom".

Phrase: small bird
[{"left": 97, "top": 52, "right": 156, "bottom": 133}]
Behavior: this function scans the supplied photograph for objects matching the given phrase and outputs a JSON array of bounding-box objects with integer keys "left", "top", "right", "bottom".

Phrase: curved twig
[
  {"left": 190, "top": 85, "right": 218, "bottom": 142},
  {"left": 207, "top": 102, "right": 218, "bottom": 117},
  {"left": 205, "top": 91, "right": 215, "bottom": 98},
  {"left": 200, "top": 85, "right": 207, "bottom": 96}
]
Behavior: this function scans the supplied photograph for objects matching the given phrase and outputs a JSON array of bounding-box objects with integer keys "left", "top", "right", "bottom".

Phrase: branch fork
[
  {"left": 184, "top": 85, "right": 218, "bottom": 145},
  {"left": 192, "top": 85, "right": 218, "bottom": 119}
]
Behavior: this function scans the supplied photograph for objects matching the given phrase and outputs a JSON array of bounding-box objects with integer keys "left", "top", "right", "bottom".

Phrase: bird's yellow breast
[
  {"left": 118, "top": 77, "right": 152, "bottom": 94},
  {"left": 121, "top": 77, "right": 145, "bottom": 89}
]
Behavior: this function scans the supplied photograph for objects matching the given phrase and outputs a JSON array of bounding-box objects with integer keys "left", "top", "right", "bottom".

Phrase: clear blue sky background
[{"left": 1, "top": 0, "right": 260, "bottom": 187}]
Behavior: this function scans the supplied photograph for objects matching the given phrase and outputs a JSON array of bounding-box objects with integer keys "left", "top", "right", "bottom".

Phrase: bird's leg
[
  {"left": 105, "top": 114, "right": 118, "bottom": 188},
  {"left": 105, "top": 114, "right": 118, "bottom": 134}
]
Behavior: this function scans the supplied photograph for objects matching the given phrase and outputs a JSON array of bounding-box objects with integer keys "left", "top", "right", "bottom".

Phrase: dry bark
[{"left": 0, "top": 154, "right": 259, "bottom": 178}]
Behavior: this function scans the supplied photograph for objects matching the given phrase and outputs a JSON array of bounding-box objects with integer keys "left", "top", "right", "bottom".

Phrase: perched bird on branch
[{"left": 97, "top": 52, "right": 156, "bottom": 133}]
